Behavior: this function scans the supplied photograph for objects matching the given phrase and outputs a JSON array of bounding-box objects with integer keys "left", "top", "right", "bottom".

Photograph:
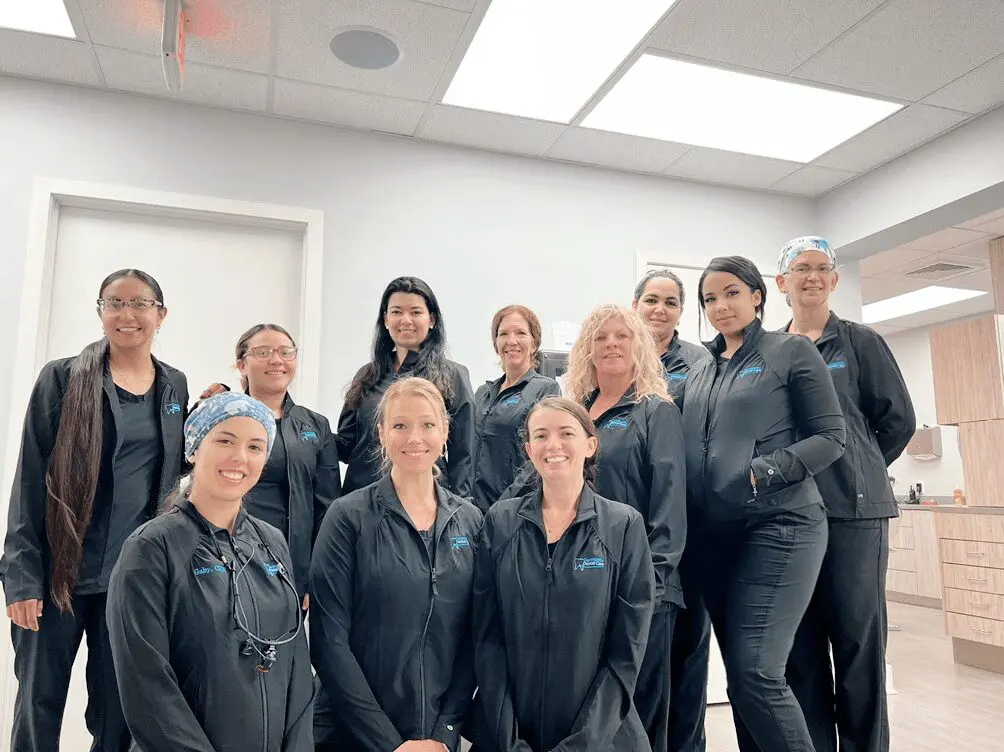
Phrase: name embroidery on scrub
[
  {"left": 262, "top": 563, "right": 281, "bottom": 576},
  {"left": 193, "top": 563, "right": 227, "bottom": 576},
  {"left": 165, "top": 402, "right": 182, "bottom": 415},
  {"left": 667, "top": 373, "right": 688, "bottom": 381},
  {"left": 737, "top": 366, "right": 763, "bottom": 379},
  {"left": 827, "top": 360, "right": 847, "bottom": 370},
  {"left": 451, "top": 535, "right": 471, "bottom": 550},
  {"left": 574, "top": 557, "right": 606, "bottom": 571},
  {"left": 603, "top": 417, "right": 630, "bottom": 430},
  {"left": 300, "top": 430, "right": 318, "bottom": 441}
]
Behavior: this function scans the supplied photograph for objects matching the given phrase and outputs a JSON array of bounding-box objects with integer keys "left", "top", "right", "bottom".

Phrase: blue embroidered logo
[
  {"left": 165, "top": 403, "right": 182, "bottom": 415},
  {"left": 603, "top": 417, "right": 630, "bottom": 430},
  {"left": 827, "top": 360, "right": 847, "bottom": 370},
  {"left": 737, "top": 366, "right": 763, "bottom": 379},
  {"left": 262, "top": 563, "right": 281, "bottom": 576},
  {"left": 300, "top": 430, "right": 318, "bottom": 441},
  {"left": 574, "top": 557, "right": 606, "bottom": 571},
  {"left": 500, "top": 395, "right": 521, "bottom": 407},
  {"left": 193, "top": 563, "right": 227, "bottom": 576},
  {"left": 667, "top": 373, "right": 688, "bottom": 381},
  {"left": 451, "top": 535, "right": 471, "bottom": 550}
]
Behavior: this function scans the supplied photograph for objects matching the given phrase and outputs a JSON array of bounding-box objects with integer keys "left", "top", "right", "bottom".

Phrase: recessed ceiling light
[
  {"left": 330, "top": 28, "right": 400, "bottom": 70},
  {"left": 862, "top": 286, "right": 988, "bottom": 324},
  {"left": 443, "top": 0, "right": 677, "bottom": 123},
  {"left": 0, "top": 0, "right": 75, "bottom": 38},
  {"left": 582, "top": 55, "right": 903, "bottom": 162}
]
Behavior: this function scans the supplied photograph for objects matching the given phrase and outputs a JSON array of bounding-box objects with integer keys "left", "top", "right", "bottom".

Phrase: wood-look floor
[{"left": 706, "top": 601, "right": 1004, "bottom": 751}]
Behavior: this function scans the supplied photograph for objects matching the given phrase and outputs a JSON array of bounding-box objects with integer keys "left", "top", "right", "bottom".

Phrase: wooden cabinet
[
  {"left": 887, "top": 508, "right": 943, "bottom": 606},
  {"left": 959, "top": 421, "right": 1004, "bottom": 506},
  {"left": 930, "top": 314, "right": 1004, "bottom": 426}
]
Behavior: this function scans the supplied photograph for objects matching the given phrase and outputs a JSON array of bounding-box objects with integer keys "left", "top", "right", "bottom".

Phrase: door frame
[{"left": 0, "top": 178, "right": 324, "bottom": 748}]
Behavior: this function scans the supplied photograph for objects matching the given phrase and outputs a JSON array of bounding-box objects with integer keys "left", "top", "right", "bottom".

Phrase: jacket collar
[
  {"left": 707, "top": 316, "right": 765, "bottom": 359},
  {"left": 585, "top": 384, "right": 638, "bottom": 413},
  {"left": 779, "top": 310, "right": 839, "bottom": 340},
  {"left": 373, "top": 473, "right": 462, "bottom": 529},
  {"left": 517, "top": 483, "right": 599, "bottom": 535},
  {"left": 178, "top": 497, "right": 254, "bottom": 539},
  {"left": 485, "top": 367, "right": 540, "bottom": 391},
  {"left": 662, "top": 331, "right": 682, "bottom": 365}
]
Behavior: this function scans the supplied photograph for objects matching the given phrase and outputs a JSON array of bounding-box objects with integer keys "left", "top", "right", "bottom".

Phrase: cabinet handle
[
  {"left": 966, "top": 575, "right": 988, "bottom": 584},
  {"left": 968, "top": 599, "right": 991, "bottom": 610},
  {"left": 965, "top": 551, "right": 986, "bottom": 559}
]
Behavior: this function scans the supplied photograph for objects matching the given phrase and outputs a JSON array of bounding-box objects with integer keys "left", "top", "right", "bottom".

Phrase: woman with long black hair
[
  {"left": 338, "top": 276, "right": 475, "bottom": 499},
  {"left": 1, "top": 269, "right": 188, "bottom": 752},
  {"left": 682, "top": 256, "right": 845, "bottom": 752}
]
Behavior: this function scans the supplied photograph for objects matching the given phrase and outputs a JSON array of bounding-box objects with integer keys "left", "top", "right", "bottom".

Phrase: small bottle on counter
[{"left": 908, "top": 484, "right": 917, "bottom": 503}]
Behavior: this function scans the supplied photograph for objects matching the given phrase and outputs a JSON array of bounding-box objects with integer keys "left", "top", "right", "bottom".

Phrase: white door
[{"left": 38, "top": 206, "right": 303, "bottom": 751}]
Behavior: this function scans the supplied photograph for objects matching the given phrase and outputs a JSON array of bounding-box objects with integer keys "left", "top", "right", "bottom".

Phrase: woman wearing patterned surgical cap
[
  {"left": 106, "top": 392, "right": 315, "bottom": 752},
  {"left": 777, "top": 236, "right": 915, "bottom": 752}
]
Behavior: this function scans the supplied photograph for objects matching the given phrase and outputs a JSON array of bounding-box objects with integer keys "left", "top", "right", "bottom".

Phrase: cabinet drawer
[
  {"left": 890, "top": 526, "right": 916, "bottom": 550},
  {"left": 886, "top": 569, "right": 918, "bottom": 595},
  {"left": 888, "top": 547, "right": 917, "bottom": 572},
  {"left": 946, "top": 612, "right": 1004, "bottom": 647},
  {"left": 934, "top": 512, "right": 1004, "bottom": 543},
  {"left": 941, "top": 539, "right": 1004, "bottom": 569},
  {"left": 941, "top": 564, "right": 1004, "bottom": 596},
  {"left": 944, "top": 588, "right": 1004, "bottom": 621}
]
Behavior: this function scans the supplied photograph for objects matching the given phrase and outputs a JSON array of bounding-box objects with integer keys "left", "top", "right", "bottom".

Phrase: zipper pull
[{"left": 431, "top": 570, "right": 438, "bottom": 596}]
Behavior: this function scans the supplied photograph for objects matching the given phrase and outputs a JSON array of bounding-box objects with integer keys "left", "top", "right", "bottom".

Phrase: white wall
[
  {"left": 885, "top": 326, "right": 965, "bottom": 497},
  {"left": 0, "top": 76, "right": 856, "bottom": 464}
]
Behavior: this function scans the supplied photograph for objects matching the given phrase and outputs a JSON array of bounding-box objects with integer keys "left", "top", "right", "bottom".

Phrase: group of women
[{"left": 0, "top": 233, "right": 915, "bottom": 752}]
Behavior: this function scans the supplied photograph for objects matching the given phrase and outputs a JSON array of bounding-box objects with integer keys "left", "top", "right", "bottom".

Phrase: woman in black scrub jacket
[
  {"left": 469, "top": 396, "right": 655, "bottom": 752},
  {"left": 473, "top": 304, "right": 560, "bottom": 511},
  {"left": 312, "top": 377, "right": 482, "bottom": 752},
  {"left": 0, "top": 268, "right": 187, "bottom": 752},
  {"left": 776, "top": 237, "right": 915, "bottom": 752},
  {"left": 338, "top": 276, "right": 476, "bottom": 499},
  {"left": 682, "top": 255, "right": 845, "bottom": 752},
  {"left": 106, "top": 392, "right": 313, "bottom": 752},
  {"left": 633, "top": 270, "right": 713, "bottom": 752}
]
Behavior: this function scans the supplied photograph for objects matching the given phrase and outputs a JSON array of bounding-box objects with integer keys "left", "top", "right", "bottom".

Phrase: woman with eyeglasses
[
  {"left": 339, "top": 277, "right": 475, "bottom": 499},
  {"left": 776, "top": 237, "right": 915, "bottom": 752},
  {"left": 472, "top": 305, "right": 561, "bottom": 512},
  {"left": 1, "top": 269, "right": 188, "bottom": 752},
  {"left": 681, "top": 256, "right": 845, "bottom": 752},
  {"left": 107, "top": 392, "right": 314, "bottom": 752}
]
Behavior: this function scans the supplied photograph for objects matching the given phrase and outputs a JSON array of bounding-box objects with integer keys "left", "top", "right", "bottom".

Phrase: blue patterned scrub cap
[
  {"left": 184, "top": 392, "right": 276, "bottom": 461},
  {"left": 778, "top": 236, "right": 836, "bottom": 275}
]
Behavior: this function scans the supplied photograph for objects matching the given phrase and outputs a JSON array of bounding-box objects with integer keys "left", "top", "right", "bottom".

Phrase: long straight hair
[
  {"left": 345, "top": 276, "right": 454, "bottom": 408},
  {"left": 45, "top": 269, "right": 164, "bottom": 613}
]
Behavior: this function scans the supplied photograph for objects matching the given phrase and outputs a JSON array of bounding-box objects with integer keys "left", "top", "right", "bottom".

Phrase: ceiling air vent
[{"left": 905, "top": 261, "right": 976, "bottom": 280}]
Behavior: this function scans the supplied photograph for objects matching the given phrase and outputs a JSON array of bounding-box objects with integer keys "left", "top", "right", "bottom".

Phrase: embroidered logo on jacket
[
  {"left": 300, "top": 430, "right": 318, "bottom": 441},
  {"left": 165, "top": 402, "right": 182, "bottom": 415},
  {"left": 262, "top": 563, "right": 281, "bottom": 576},
  {"left": 451, "top": 535, "right": 471, "bottom": 550},
  {"left": 737, "top": 366, "right": 763, "bottom": 379},
  {"left": 574, "top": 557, "right": 606, "bottom": 571},
  {"left": 667, "top": 373, "right": 688, "bottom": 381},
  {"left": 827, "top": 360, "right": 847, "bottom": 370},
  {"left": 193, "top": 563, "right": 227, "bottom": 576},
  {"left": 603, "top": 417, "right": 630, "bottom": 430},
  {"left": 500, "top": 395, "right": 522, "bottom": 407}
]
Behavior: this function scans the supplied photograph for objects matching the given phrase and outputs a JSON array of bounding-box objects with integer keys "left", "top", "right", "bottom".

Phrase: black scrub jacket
[
  {"left": 337, "top": 350, "right": 476, "bottom": 498},
  {"left": 1, "top": 355, "right": 188, "bottom": 605},
  {"left": 468, "top": 486, "right": 655, "bottom": 752},
  {"left": 660, "top": 332, "right": 713, "bottom": 411},
  {"left": 472, "top": 368, "right": 561, "bottom": 512},
  {"left": 682, "top": 318, "right": 846, "bottom": 524},
  {"left": 783, "top": 312, "right": 916, "bottom": 519},
  {"left": 309, "top": 475, "right": 483, "bottom": 752},
  {"left": 106, "top": 501, "right": 314, "bottom": 752}
]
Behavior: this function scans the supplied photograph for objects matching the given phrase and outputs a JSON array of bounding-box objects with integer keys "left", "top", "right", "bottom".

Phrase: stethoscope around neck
[{"left": 192, "top": 506, "right": 303, "bottom": 674}]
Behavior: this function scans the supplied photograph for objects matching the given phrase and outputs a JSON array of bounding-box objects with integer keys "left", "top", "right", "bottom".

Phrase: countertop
[{"left": 899, "top": 503, "right": 1004, "bottom": 515}]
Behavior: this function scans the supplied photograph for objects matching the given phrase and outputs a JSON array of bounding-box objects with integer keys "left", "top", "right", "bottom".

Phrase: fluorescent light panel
[
  {"left": 862, "top": 286, "right": 988, "bottom": 324},
  {"left": 583, "top": 55, "right": 903, "bottom": 162},
  {"left": 0, "top": 0, "right": 75, "bottom": 38},
  {"left": 443, "top": 0, "right": 676, "bottom": 124}
]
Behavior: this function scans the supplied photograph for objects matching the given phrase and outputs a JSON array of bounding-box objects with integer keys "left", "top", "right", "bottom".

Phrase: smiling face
[
  {"left": 495, "top": 311, "right": 536, "bottom": 375},
  {"left": 776, "top": 250, "right": 839, "bottom": 308},
  {"left": 700, "top": 271, "right": 762, "bottom": 338},
  {"left": 633, "top": 276, "right": 682, "bottom": 345},
  {"left": 238, "top": 329, "right": 297, "bottom": 397},
  {"left": 190, "top": 416, "right": 270, "bottom": 505},
  {"left": 98, "top": 275, "right": 167, "bottom": 351},
  {"left": 378, "top": 392, "right": 448, "bottom": 476},
  {"left": 384, "top": 292, "right": 435, "bottom": 352},
  {"left": 591, "top": 315, "right": 636, "bottom": 379},
  {"left": 525, "top": 405, "right": 598, "bottom": 483}
]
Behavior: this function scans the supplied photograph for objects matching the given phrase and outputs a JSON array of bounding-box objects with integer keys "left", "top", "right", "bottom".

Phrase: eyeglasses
[
  {"left": 97, "top": 298, "right": 164, "bottom": 311},
  {"left": 787, "top": 264, "right": 836, "bottom": 277},
  {"left": 245, "top": 346, "right": 298, "bottom": 361}
]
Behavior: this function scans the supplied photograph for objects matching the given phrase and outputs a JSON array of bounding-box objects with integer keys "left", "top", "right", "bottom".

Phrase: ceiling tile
[
  {"left": 945, "top": 238, "right": 992, "bottom": 261},
  {"left": 662, "top": 147, "right": 801, "bottom": 190},
  {"left": 871, "top": 323, "right": 908, "bottom": 336},
  {"left": 647, "top": 0, "right": 885, "bottom": 74},
  {"left": 95, "top": 46, "right": 268, "bottom": 111},
  {"left": 897, "top": 227, "right": 990, "bottom": 254},
  {"left": 860, "top": 246, "right": 933, "bottom": 276},
  {"left": 79, "top": 0, "right": 273, "bottom": 73},
  {"left": 791, "top": 0, "right": 1004, "bottom": 100},
  {"left": 273, "top": 79, "right": 427, "bottom": 135},
  {"left": 770, "top": 165, "right": 857, "bottom": 196},
  {"left": 861, "top": 275, "right": 926, "bottom": 304},
  {"left": 0, "top": 30, "right": 100, "bottom": 85},
  {"left": 276, "top": 0, "right": 468, "bottom": 100},
  {"left": 416, "top": 0, "right": 478, "bottom": 10},
  {"left": 969, "top": 216, "right": 1004, "bottom": 238},
  {"left": 958, "top": 207, "right": 1004, "bottom": 230},
  {"left": 812, "top": 104, "right": 968, "bottom": 172},
  {"left": 545, "top": 128, "right": 691, "bottom": 174},
  {"left": 416, "top": 106, "right": 567, "bottom": 156},
  {"left": 922, "top": 54, "right": 1004, "bottom": 114}
]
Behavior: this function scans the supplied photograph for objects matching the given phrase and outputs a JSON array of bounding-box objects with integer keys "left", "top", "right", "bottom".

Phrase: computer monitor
[{"left": 538, "top": 350, "right": 569, "bottom": 380}]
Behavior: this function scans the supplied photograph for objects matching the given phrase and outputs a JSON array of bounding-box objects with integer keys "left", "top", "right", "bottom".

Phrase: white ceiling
[
  {"left": 860, "top": 207, "right": 1004, "bottom": 336},
  {"left": 1, "top": 0, "right": 1003, "bottom": 197}
]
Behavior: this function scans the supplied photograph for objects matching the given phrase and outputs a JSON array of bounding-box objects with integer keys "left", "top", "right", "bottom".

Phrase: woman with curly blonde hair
[{"left": 504, "top": 304, "right": 686, "bottom": 752}]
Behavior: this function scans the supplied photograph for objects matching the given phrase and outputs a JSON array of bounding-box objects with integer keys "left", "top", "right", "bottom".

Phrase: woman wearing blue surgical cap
[
  {"left": 106, "top": 392, "right": 315, "bottom": 752},
  {"left": 777, "top": 237, "right": 915, "bottom": 752}
]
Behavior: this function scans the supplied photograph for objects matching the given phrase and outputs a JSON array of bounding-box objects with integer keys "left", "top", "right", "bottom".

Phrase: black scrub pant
[
  {"left": 10, "top": 592, "right": 130, "bottom": 752},
  {"left": 667, "top": 552, "right": 711, "bottom": 752},
  {"left": 691, "top": 505, "right": 827, "bottom": 752},
  {"left": 785, "top": 518, "right": 890, "bottom": 752},
  {"left": 635, "top": 605, "right": 677, "bottom": 752}
]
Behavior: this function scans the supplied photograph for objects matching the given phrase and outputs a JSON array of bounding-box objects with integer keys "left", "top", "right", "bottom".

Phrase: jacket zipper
[
  {"left": 539, "top": 548, "right": 554, "bottom": 752},
  {"left": 233, "top": 534, "right": 269, "bottom": 752},
  {"left": 418, "top": 511, "right": 455, "bottom": 735}
]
